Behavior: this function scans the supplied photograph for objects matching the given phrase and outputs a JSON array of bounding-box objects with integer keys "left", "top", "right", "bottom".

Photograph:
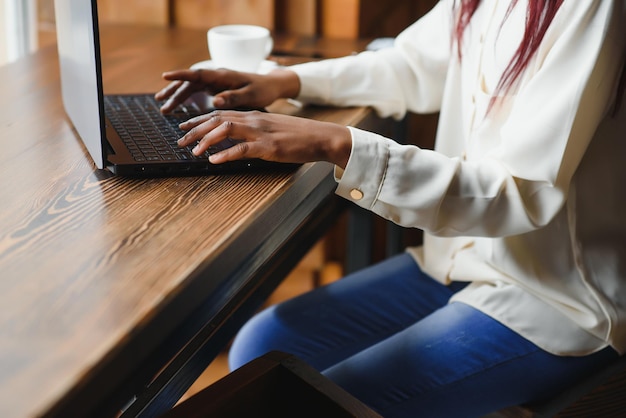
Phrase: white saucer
[{"left": 190, "top": 59, "right": 279, "bottom": 74}]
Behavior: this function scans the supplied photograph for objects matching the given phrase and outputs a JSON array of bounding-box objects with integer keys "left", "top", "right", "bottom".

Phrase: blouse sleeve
[
  {"left": 288, "top": 0, "right": 454, "bottom": 119},
  {"left": 335, "top": 0, "right": 626, "bottom": 237}
]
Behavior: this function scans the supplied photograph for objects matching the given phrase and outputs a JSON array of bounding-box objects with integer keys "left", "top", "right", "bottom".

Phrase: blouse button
[{"left": 350, "top": 189, "right": 364, "bottom": 200}]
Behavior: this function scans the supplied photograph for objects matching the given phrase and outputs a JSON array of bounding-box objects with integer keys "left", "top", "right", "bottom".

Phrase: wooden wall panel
[
  {"left": 38, "top": 0, "right": 439, "bottom": 39},
  {"left": 173, "top": 0, "right": 275, "bottom": 30},
  {"left": 97, "top": 0, "right": 170, "bottom": 26},
  {"left": 320, "top": 0, "right": 438, "bottom": 39},
  {"left": 320, "top": 0, "right": 359, "bottom": 39},
  {"left": 275, "top": 0, "right": 318, "bottom": 36},
  {"left": 359, "top": 0, "right": 413, "bottom": 38}
]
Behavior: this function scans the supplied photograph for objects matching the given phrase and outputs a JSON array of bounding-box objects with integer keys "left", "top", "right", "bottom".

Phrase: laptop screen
[{"left": 55, "top": 0, "right": 107, "bottom": 169}]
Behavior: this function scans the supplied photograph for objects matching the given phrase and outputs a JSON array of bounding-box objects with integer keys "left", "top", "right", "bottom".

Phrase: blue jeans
[{"left": 229, "top": 253, "right": 618, "bottom": 418}]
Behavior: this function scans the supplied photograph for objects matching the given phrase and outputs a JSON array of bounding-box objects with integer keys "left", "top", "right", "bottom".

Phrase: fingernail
[
  {"left": 213, "top": 96, "right": 225, "bottom": 107},
  {"left": 192, "top": 145, "right": 200, "bottom": 155}
]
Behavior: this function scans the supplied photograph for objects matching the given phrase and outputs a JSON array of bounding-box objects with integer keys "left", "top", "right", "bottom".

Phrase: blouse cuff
[{"left": 335, "top": 126, "right": 390, "bottom": 209}]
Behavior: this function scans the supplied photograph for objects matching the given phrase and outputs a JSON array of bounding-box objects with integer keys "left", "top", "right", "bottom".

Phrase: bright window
[{"left": 0, "top": 0, "right": 37, "bottom": 66}]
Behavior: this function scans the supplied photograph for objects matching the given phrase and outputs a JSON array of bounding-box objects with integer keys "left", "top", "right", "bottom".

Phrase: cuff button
[{"left": 350, "top": 189, "right": 364, "bottom": 200}]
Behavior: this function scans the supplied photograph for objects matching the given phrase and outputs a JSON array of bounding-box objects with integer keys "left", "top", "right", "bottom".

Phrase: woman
[{"left": 156, "top": 1, "right": 626, "bottom": 416}]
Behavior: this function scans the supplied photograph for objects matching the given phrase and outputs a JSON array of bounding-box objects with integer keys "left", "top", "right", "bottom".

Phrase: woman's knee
[{"left": 228, "top": 306, "right": 283, "bottom": 371}]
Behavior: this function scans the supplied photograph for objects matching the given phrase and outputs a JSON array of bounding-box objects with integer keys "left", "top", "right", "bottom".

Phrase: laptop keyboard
[{"left": 104, "top": 94, "right": 227, "bottom": 162}]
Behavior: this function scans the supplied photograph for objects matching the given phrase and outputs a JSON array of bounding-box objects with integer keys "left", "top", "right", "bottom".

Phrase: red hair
[{"left": 454, "top": 0, "right": 564, "bottom": 102}]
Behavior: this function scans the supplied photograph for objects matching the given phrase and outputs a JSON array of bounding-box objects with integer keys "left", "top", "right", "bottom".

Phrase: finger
[
  {"left": 191, "top": 115, "right": 254, "bottom": 156},
  {"left": 162, "top": 68, "right": 234, "bottom": 91},
  {"left": 179, "top": 112, "right": 214, "bottom": 130},
  {"left": 177, "top": 113, "right": 219, "bottom": 146},
  {"left": 211, "top": 93, "right": 228, "bottom": 108},
  {"left": 162, "top": 69, "right": 206, "bottom": 83},
  {"left": 179, "top": 109, "right": 249, "bottom": 132},
  {"left": 178, "top": 111, "right": 237, "bottom": 149},
  {"left": 158, "top": 70, "right": 211, "bottom": 112},
  {"left": 154, "top": 80, "right": 180, "bottom": 99},
  {"left": 209, "top": 142, "right": 253, "bottom": 164},
  {"left": 192, "top": 120, "right": 237, "bottom": 156},
  {"left": 159, "top": 81, "right": 199, "bottom": 113},
  {"left": 213, "top": 86, "right": 253, "bottom": 109},
  {"left": 154, "top": 80, "right": 182, "bottom": 103},
  {"left": 213, "top": 75, "right": 271, "bottom": 109}
]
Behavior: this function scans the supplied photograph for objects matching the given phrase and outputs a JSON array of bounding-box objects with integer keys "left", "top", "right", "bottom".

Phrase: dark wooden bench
[{"left": 161, "top": 351, "right": 382, "bottom": 418}]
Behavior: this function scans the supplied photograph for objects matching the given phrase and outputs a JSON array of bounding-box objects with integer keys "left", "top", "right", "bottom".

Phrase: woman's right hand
[{"left": 155, "top": 68, "right": 301, "bottom": 114}]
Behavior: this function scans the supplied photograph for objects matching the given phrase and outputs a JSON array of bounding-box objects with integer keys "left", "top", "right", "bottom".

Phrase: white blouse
[{"left": 290, "top": 0, "right": 626, "bottom": 356}]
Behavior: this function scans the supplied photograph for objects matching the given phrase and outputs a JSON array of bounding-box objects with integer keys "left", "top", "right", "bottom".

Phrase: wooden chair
[{"left": 497, "top": 355, "right": 626, "bottom": 417}]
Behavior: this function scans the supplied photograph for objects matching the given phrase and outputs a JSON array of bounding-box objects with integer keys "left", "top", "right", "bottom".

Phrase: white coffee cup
[{"left": 207, "top": 24, "right": 273, "bottom": 73}]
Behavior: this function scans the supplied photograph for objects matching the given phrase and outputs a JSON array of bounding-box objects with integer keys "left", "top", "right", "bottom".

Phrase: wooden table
[{"left": 0, "top": 25, "right": 386, "bottom": 418}]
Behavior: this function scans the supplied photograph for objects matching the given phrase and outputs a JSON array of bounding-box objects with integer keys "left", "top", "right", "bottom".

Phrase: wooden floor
[{"left": 178, "top": 240, "right": 344, "bottom": 403}]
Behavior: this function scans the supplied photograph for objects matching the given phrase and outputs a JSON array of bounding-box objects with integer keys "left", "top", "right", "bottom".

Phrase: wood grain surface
[{"left": 0, "top": 25, "right": 382, "bottom": 418}]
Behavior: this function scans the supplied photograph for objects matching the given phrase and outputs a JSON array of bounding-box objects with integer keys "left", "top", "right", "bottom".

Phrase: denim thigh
[
  {"left": 229, "top": 253, "right": 619, "bottom": 417},
  {"left": 229, "top": 253, "right": 460, "bottom": 371}
]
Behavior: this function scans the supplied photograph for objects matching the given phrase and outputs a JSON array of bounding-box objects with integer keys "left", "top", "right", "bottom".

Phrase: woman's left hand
[{"left": 177, "top": 110, "right": 352, "bottom": 169}]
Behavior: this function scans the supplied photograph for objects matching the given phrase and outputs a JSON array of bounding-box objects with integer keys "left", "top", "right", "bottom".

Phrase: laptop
[{"left": 54, "top": 0, "right": 293, "bottom": 177}]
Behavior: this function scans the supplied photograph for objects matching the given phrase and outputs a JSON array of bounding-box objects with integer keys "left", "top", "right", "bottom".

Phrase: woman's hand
[
  {"left": 155, "top": 68, "right": 300, "bottom": 114},
  {"left": 177, "top": 110, "right": 353, "bottom": 169}
]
